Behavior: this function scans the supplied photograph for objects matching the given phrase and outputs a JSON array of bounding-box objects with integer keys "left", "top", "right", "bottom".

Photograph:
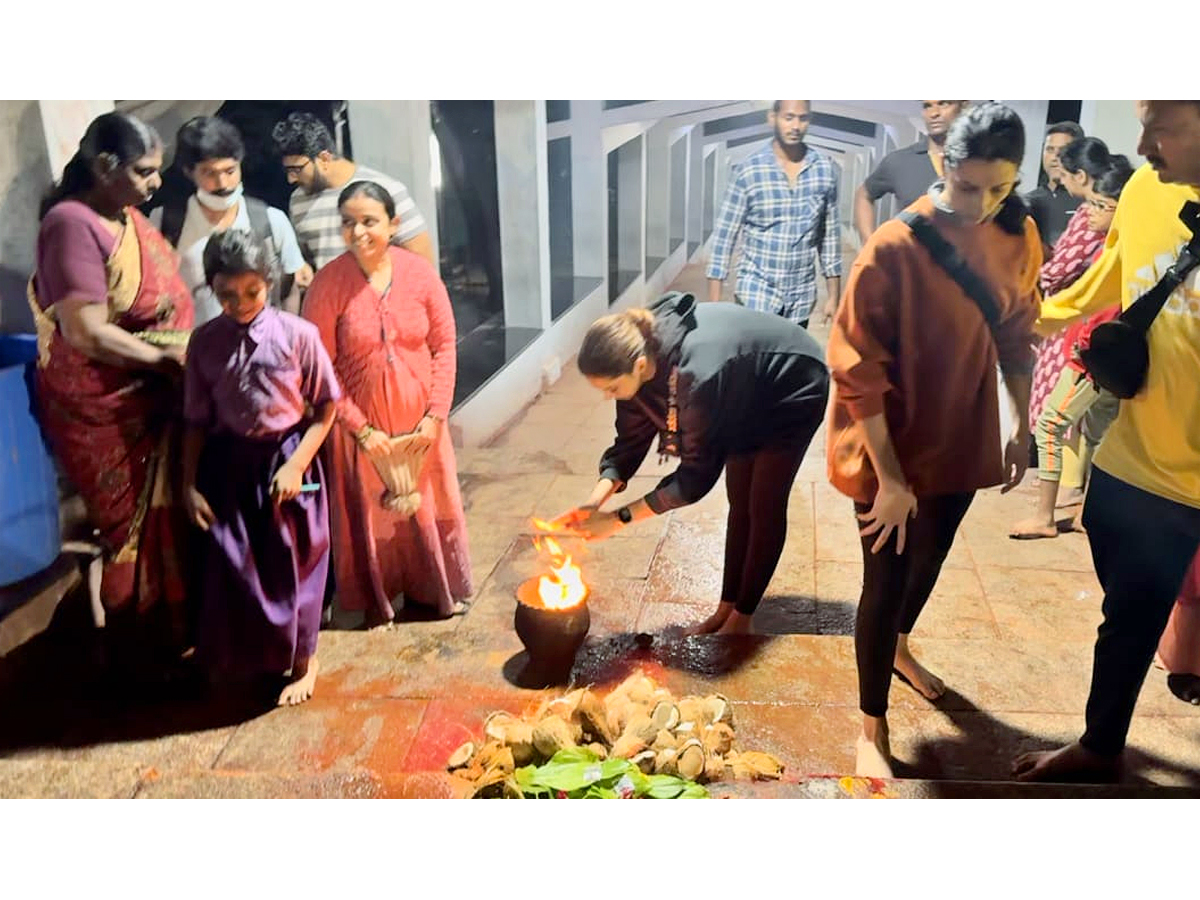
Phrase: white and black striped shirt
[{"left": 288, "top": 163, "right": 427, "bottom": 271}]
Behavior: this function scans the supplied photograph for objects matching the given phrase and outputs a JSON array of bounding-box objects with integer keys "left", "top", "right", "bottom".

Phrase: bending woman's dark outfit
[{"left": 599, "top": 292, "right": 829, "bottom": 614}]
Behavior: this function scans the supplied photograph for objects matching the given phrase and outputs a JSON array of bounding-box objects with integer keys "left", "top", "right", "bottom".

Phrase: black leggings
[
  {"left": 1080, "top": 468, "right": 1200, "bottom": 757},
  {"left": 854, "top": 491, "right": 975, "bottom": 717},
  {"left": 721, "top": 445, "right": 806, "bottom": 615}
]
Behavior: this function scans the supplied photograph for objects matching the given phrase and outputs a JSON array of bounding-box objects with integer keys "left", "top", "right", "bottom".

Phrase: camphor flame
[{"left": 532, "top": 534, "right": 588, "bottom": 610}]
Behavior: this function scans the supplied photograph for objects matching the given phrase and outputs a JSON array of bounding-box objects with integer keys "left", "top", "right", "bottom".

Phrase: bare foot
[
  {"left": 894, "top": 637, "right": 945, "bottom": 701},
  {"left": 683, "top": 602, "right": 734, "bottom": 636},
  {"left": 278, "top": 657, "right": 319, "bottom": 706},
  {"left": 1009, "top": 516, "right": 1058, "bottom": 540},
  {"left": 1069, "top": 512, "right": 1087, "bottom": 534},
  {"left": 1055, "top": 488, "right": 1086, "bottom": 509},
  {"left": 715, "top": 611, "right": 754, "bottom": 635},
  {"left": 1011, "top": 741, "right": 1120, "bottom": 783},
  {"left": 856, "top": 718, "right": 893, "bottom": 778}
]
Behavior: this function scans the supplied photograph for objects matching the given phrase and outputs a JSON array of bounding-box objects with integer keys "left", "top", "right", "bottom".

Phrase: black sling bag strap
[
  {"left": 1077, "top": 199, "right": 1200, "bottom": 399},
  {"left": 899, "top": 210, "right": 1002, "bottom": 333}
]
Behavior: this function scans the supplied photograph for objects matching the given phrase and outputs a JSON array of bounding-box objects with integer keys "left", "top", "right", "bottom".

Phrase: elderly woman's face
[
  {"left": 340, "top": 194, "right": 398, "bottom": 262},
  {"left": 99, "top": 147, "right": 164, "bottom": 208}
]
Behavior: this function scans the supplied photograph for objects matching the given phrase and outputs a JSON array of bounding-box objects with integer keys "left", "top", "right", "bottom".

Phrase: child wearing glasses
[{"left": 1009, "top": 157, "right": 1134, "bottom": 540}]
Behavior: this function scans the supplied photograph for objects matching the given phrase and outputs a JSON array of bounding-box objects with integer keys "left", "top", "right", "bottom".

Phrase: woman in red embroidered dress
[
  {"left": 303, "top": 180, "right": 472, "bottom": 625},
  {"left": 28, "top": 112, "right": 194, "bottom": 658}
]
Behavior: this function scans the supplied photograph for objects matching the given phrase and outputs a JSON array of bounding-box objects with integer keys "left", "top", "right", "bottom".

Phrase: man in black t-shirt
[
  {"left": 1024, "top": 121, "right": 1085, "bottom": 253},
  {"left": 854, "top": 100, "right": 967, "bottom": 243}
]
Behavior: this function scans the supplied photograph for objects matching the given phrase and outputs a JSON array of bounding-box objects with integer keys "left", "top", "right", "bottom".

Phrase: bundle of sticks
[{"left": 368, "top": 433, "right": 430, "bottom": 517}]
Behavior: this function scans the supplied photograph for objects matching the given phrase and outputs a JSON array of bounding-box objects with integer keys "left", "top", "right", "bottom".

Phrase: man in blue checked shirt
[{"left": 706, "top": 100, "right": 843, "bottom": 328}]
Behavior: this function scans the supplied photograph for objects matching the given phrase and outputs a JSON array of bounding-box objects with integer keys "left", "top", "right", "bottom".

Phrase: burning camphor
[{"left": 532, "top": 534, "right": 588, "bottom": 610}]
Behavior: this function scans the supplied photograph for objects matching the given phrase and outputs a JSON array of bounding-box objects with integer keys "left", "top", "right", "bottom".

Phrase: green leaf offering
[{"left": 512, "top": 748, "right": 708, "bottom": 799}]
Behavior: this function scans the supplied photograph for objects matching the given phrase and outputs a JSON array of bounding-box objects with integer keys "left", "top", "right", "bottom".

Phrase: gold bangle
[{"left": 355, "top": 424, "right": 376, "bottom": 446}]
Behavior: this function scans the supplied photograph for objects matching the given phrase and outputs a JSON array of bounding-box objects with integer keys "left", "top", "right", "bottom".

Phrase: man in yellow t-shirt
[{"left": 1014, "top": 101, "right": 1200, "bottom": 783}]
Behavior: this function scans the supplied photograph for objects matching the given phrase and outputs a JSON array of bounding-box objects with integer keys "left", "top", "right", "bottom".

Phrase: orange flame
[{"left": 533, "top": 535, "right": 588, "bottom": 610}]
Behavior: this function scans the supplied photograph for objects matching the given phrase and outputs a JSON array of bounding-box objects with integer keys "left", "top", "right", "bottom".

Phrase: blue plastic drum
[{"left": 0, "top": 334, "right": 61, "bottom": 586}]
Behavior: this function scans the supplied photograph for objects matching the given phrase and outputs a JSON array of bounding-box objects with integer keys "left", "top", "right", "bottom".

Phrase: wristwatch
[{"left": 616, "top": 506, "right": 633, "bottom": 524}]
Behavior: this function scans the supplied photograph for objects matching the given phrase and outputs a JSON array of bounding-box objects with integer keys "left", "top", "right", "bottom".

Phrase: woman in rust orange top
[{"left": 825, "top": 103, "right": 1042, "bottom": 779}]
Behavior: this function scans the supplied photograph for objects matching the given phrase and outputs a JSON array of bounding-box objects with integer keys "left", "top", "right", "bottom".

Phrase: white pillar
[
  {"left": 1079, "top": 100, "right": 1143, "bottom": 165},
  {"left": 494, "top": 100, "right": 551, "bottom": 329},
  {"left": 346, "top": 100, "right": 439, "bottom": 265},
  {"left": 687, "top": 125, "right": 704, "bottom": 260},
  {"left": 38, "top": 100, "right": 115, "bottom": 181},
  {"left": 570, "top": 101, "right": 606, "bottom": 282},
  {"left": 616, "top": 134, "right": 643, "bottom": 283},
  {"left": 997, "top": 100, "right": 1050, "bottom": 195},
  {"left": 702, "top": 146, "right": 717, "bottom": 247},
  {"left": 643, "top": 121, "right": 670, "bottom": 268},
  {"left": 669, "top": 130, "right": 688, "bottom": 257}
]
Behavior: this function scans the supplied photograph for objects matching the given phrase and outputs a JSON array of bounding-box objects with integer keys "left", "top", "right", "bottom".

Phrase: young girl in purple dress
[{"left": 182, "top": 229, "right": 341, "bottom": 705}]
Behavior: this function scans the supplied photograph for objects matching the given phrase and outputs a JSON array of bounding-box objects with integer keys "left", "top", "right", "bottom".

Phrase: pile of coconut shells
[{"left": 447, "top": 671, "right": 784, "bottom": 797}]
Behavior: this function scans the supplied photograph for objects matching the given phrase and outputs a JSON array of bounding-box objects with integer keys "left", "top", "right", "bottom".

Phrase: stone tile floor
[{"left": 1, "top": 262, "right": 1197, "bottom": 799}]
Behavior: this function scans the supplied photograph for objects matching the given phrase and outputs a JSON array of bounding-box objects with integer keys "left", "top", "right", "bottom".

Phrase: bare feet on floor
[
  {"left": 1055, "top": 487, "right": 1086, "bottom": 509},
  {"left": 1069, "top": 511, "right": 1087, "bottom": 534},
  {"left": 1011, "top": 741, "right": 1120, "bottom": 782},
  {"left": 683, "top": 602, "right": 734, "bottom": 636},
  {"left": 1009, "top": 516, "right": 1059, "bottom": 539},
  {"left": 278, "top": 656, "right": 319, "bottom": 706},
  {"left": 894, "top": 636, "right": 945, "bottom": 701},
  {"left": 856, "top": 717, "right": 893, "bottom": 779},
  {"left": 715, "top": 611, "right": 754, "bottom": 635}
]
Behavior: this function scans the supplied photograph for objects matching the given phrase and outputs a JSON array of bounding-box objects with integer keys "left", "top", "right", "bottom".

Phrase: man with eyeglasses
[
  {"left": 853, "top": 101, "right": 968, "bottom": 244},
  {"left": 707, "top": 100, "right": 842, "bottom": 329},
  {"left": 271, "top": 112, "right": 434, "bottom": 273},
  {"left": 1025, "top": 121, "right": 1085, "bottom": 254}
]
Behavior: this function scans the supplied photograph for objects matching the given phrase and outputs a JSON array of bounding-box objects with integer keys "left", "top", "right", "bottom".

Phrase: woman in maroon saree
[{"left": 28, "top": 112, "right": 194, "bottom": 660}]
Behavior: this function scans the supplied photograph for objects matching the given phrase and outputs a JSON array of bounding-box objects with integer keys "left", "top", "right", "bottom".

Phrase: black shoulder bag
[
  {"left": 898, "top": 210, "right": 1003, "bottom": 333},
  {"left": 1076, "top": 200, "right": 1200, "bottom": 399}
]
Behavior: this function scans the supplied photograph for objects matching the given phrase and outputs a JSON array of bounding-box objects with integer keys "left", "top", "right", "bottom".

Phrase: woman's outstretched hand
[
  {"left": 857, "top": 479, "right": 919, "bottom": 554},
  {"left": 567, "top": 508, "right": 622, "bottom": 542},
  {"left": 544, "top": 505, "right": 622, "bottom": 541},
  {"left": 545, "top": 505, "right": 593, "bottom": 535}
]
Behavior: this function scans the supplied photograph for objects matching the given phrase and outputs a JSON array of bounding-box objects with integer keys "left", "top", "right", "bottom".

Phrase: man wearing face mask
[{"left": 151, "top": 116, "right": 307, "bottom": 324}]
